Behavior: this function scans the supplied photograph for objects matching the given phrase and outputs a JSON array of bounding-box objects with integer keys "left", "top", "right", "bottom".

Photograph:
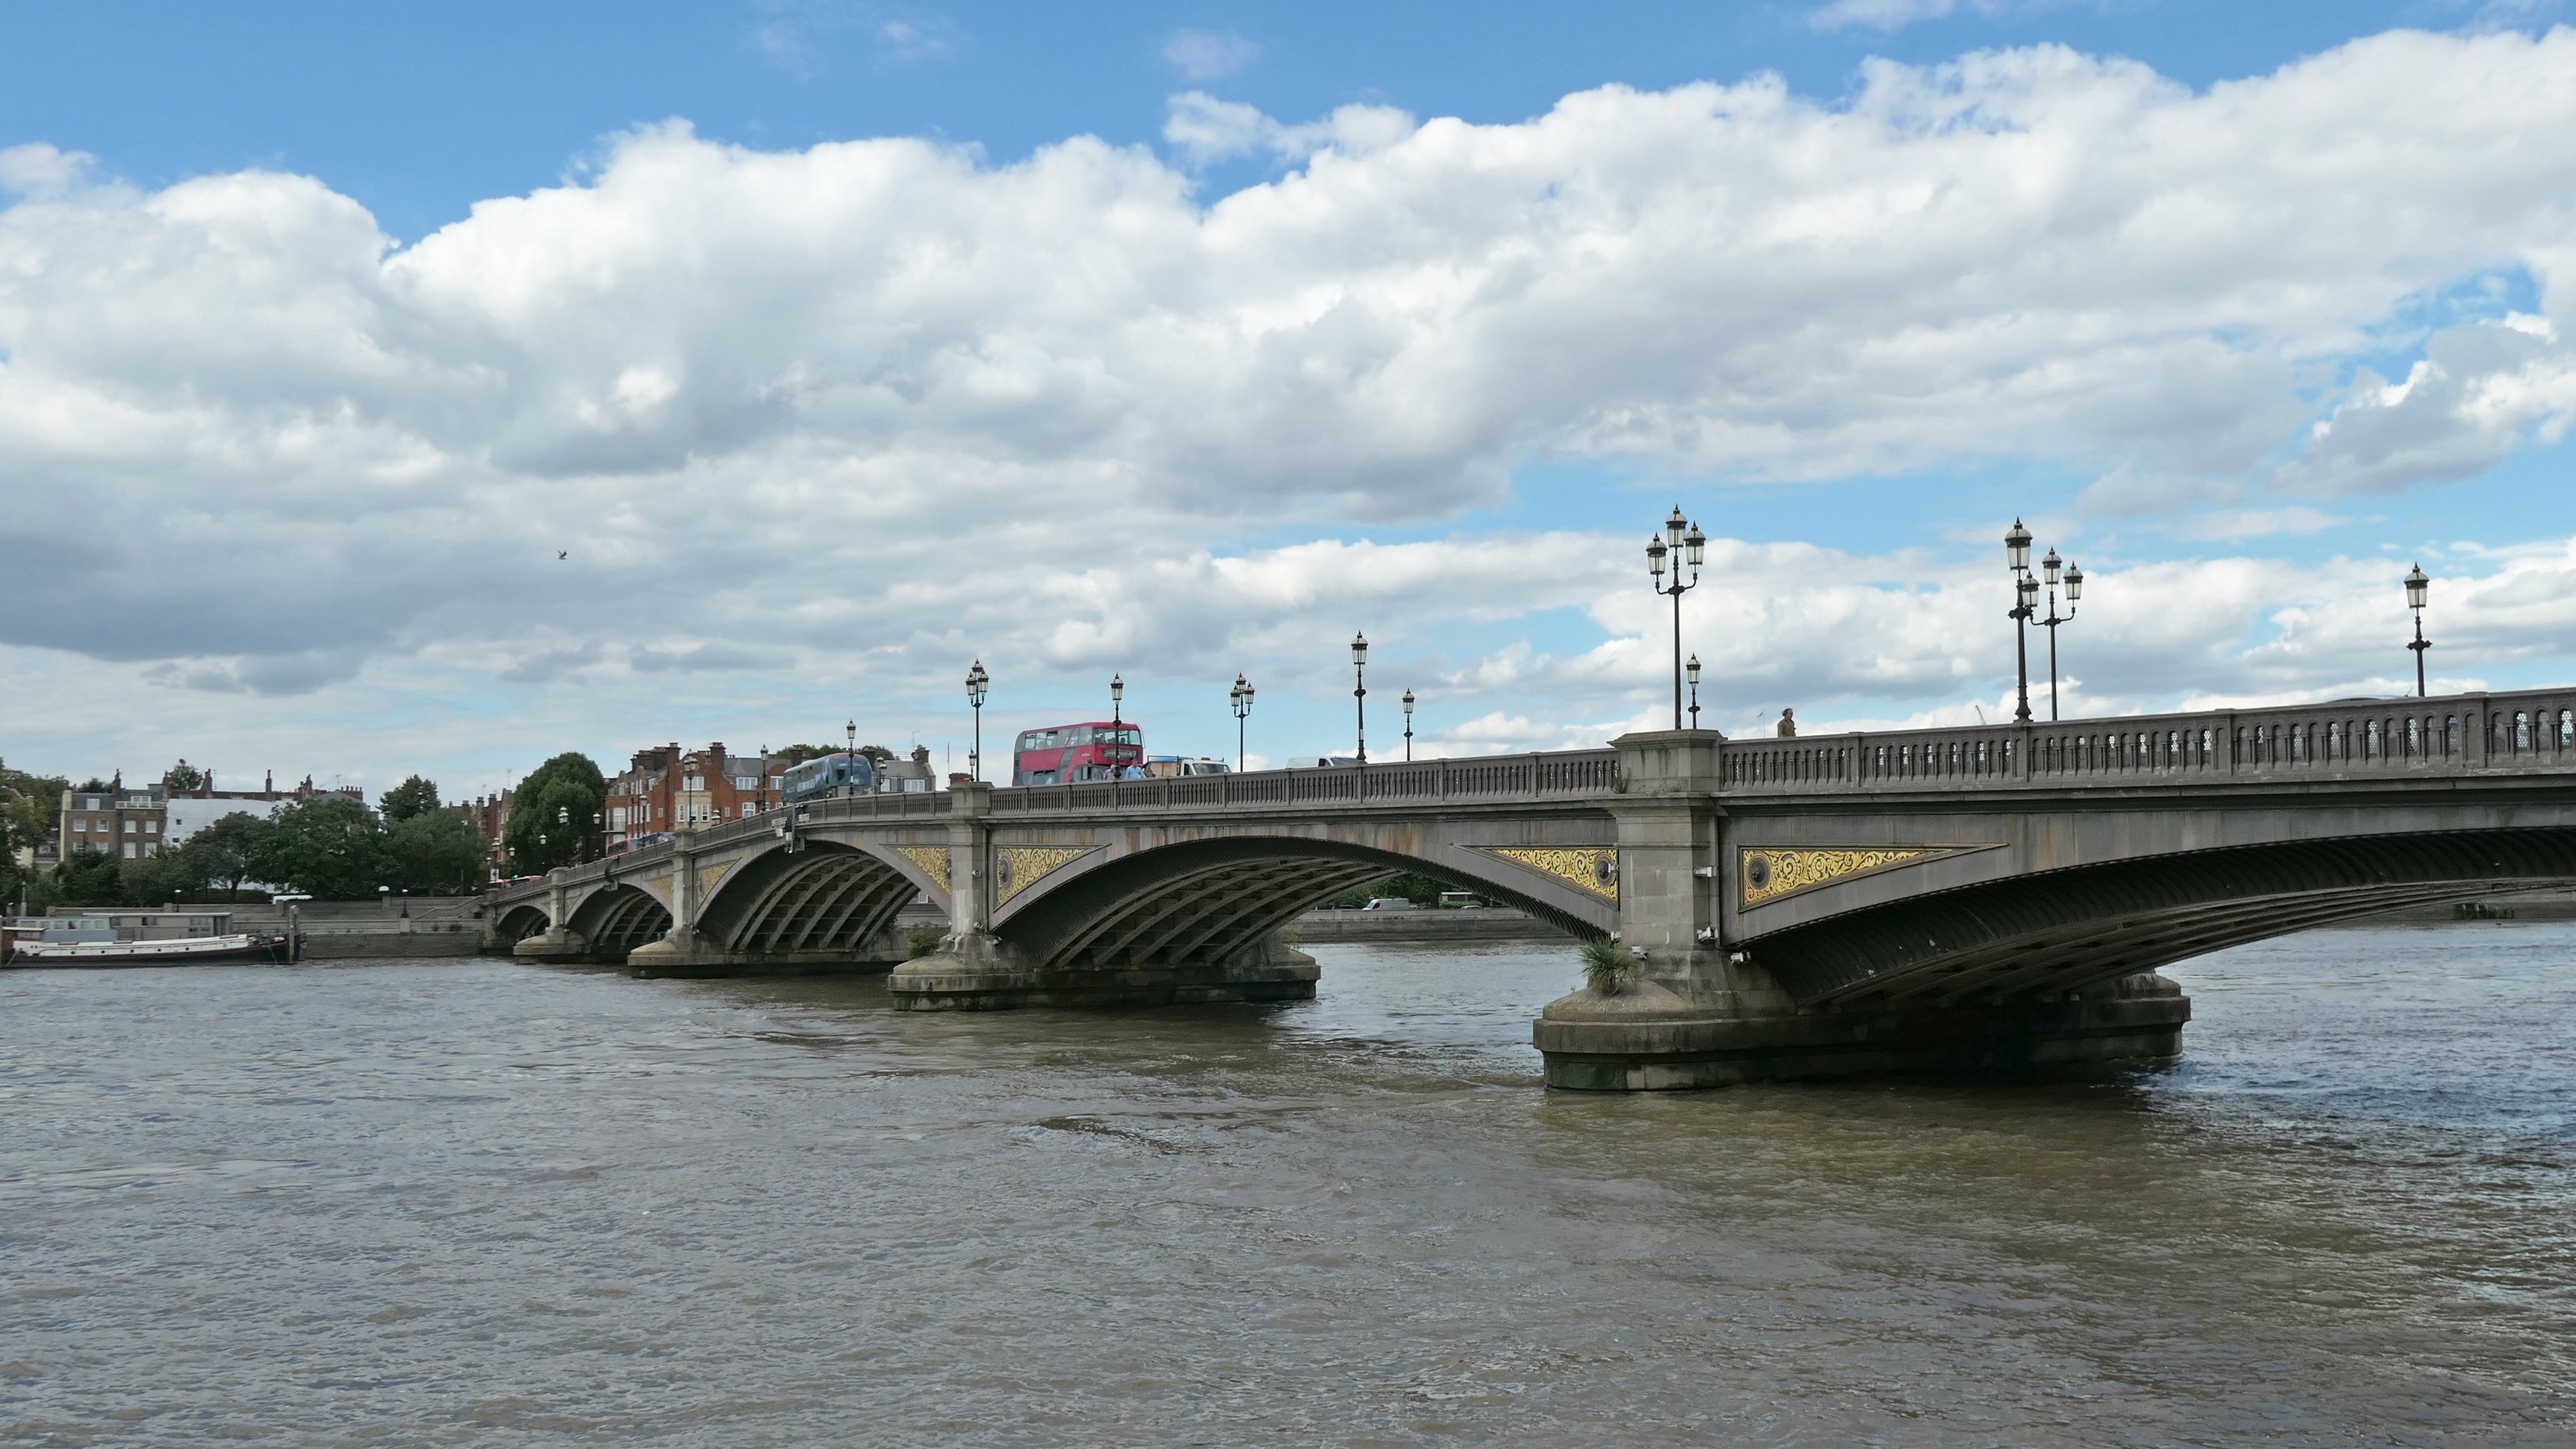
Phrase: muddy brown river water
[{"left": 4, "top": 925, "right": 2572, "bottom": 1445}]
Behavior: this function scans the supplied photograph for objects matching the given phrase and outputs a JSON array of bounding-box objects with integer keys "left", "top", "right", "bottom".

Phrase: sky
[{"left": 2, "top": 0, "right": 2573, "bottom": 801}]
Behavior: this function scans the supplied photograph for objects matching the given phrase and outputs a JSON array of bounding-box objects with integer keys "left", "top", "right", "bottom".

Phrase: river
[{"left": 4, "top": 924, "right": 2571, "bottom": 1446}]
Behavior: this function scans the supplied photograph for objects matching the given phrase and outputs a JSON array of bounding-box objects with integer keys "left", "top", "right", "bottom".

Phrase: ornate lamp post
[
  {"left": 2005, "top": 520, "right": 2037, "bottom": 723},
  {"left": 845, "top": 719, "right": 857, "bottom": 796},
  {"left": 1646, "top": 507, "right": 1707, "bottom": 730},
  {"left": 1402, "top": 689, "right": 1416, "bottom": 761},
  {"left": 1686, "top": 655, "right": 1702, "bottom": 729},
  {"left": 964, "top": 660, "right": 989, "bottom": 783},
  {"left": 2406, "top": 564, "right": 2431, "bottom": 697},
  {"left": 2037, "top": 549, "right": 2083, "bottom": 721},
  {"left": 1231, "top": 674, "right": 1255, "bottom": 771},
  {"left": 1108, "top": 674, "right": 1124, "bottom": 780},
  {"left": 1351, "top": 634, "right": 1369, "bottom": 765}
]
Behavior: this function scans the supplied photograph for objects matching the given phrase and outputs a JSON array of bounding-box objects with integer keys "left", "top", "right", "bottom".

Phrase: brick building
[
  {"left": 606, "top": 743, "right": 790, "bottom": 852},
  {"left": 59, "top": 777, "right": 167, "bottom": 860},
  {"left": 455, "top": 789, "right": 514, "bottom": 875}
]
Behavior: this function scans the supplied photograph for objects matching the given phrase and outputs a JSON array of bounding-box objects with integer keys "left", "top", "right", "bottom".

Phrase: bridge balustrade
[
  {"left": 1715, "top": 687, "right": 2576, "bottom": 796},
  {"left": 983, "top": 749, "right": 1624, "bottom": 814}
]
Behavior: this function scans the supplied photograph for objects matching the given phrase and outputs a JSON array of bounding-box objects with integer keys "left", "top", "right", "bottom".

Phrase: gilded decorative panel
[
  {"left": 694, "top": 861, "right": 731, "bottom": 895},
  {"left": 995, "top": 845, "right": 1098, "bottom": 906},
  {"left": 1480, "top": 845, "right": 1619, "bottom": 902},
  {"left": 890, "top": 845, "right": 951, "bottom": 895},
  {"left": 1738, "top": 844, "right": 2001, "bottom": 909}
]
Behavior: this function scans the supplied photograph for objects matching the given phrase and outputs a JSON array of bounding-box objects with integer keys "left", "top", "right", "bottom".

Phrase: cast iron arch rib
[
  {"left": 997, "top": 836, "right": 1600, "bottom": 974},
  {"left": 494, "top": 906, "right": 552, "bottom": 943},
  {"left": 1754, "top": 827, "right": 2576, "bottom": 1006},
  {"left": 698, "top": 843, "right": 919, "bottom": 959},
  {"left": 570, "top": 885, "right": 674, "bottom": 962}
]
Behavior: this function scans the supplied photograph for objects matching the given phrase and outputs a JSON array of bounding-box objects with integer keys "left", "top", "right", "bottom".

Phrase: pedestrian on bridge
[{"left": 1776, "top": 708, "right": 1798, "bottom": 737}]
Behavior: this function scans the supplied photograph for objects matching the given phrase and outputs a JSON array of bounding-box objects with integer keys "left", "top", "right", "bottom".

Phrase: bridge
[{"left": 483, "top": 687, "right": 2576, "bottom": 1089}]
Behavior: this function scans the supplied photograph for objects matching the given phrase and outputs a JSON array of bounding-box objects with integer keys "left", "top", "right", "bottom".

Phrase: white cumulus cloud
[{"left": 2, "top": 30, "right": 2575, "bottom": 786}]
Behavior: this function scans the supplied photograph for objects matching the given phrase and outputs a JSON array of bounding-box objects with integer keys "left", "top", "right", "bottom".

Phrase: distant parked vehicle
[
  {"left": 1360, "top": 897, "right": 1417, "bottom": 912},
  {"left": 1437, "top": 892, "right": 1488, "bottom": 909},
  {"left": 779, "top": 751, "right": 879, "bottom": 804}
]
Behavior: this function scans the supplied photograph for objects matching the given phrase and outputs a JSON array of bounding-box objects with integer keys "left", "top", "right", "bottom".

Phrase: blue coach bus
[{"left": 779, "top": 751, "right": 879, "bottom": 803}]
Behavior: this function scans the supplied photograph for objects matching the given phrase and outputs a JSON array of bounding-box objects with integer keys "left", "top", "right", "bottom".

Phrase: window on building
[
  {"left": 742, "top": 803, "right": 756, "bottom": 817},
  {"left": 144, "top": 820, "right": 159, "bottom": 835},
  {"left": 611, "top": 806, "right": 629, "bottom": 829},
  {"left": 733, "top": 775, "right": 757, "bottom": 790},
  {"left": 683, "top": 775, "right": 704, "bottom": 792},
  {"left": 124, "top": 842, "right": 137, "bottom": 859},
  {"left": 124, "top": 820, "right": 137, "bottom": 834},
  {"left": 73, "top": 820, "right": 88, "bottom": 833}
]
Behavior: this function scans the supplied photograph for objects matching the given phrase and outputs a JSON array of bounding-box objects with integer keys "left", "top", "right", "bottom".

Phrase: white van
[{"left": 1360, "top": 897, "right": 1417, "bottom": 911}]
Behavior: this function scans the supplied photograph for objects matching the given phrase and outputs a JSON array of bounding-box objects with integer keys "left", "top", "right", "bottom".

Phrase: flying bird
[{"left": 557, "top": 551, "right": 568, "bottom": 560}]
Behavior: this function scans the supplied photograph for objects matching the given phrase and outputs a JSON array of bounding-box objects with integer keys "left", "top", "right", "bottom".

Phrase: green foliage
[
  {"left": 1580, "top": 936, "right": 1638, "bottom": 995},
  {"left": 0, "top": 765, "right": 69, "bottom": 860},
  {"left": 1323, "top": 871, "right": 1450, "bottom": 909},
  {"left": 163, "top": 760, "right": 206, "bottom": 792},
  {"left": 503, "top": 752, "right": 606, "bottom": 876},
  {"left": 389, "top": 809, "right": 489, "bottom": 894},
  {"left": 183, "top": 812, "right": 271, "bottom": 901},
  {"left": 379, "top": 774, "right": 441, "bottom": 824},
  {"left": 52, "top": 849, "right": 127, "bottom": 906},
  {"left": 857, "top": 744, "right": 894, "bottom": 764},
  {"left": 73, "top": 777, "right": 110, "bottom": 793},
  {"left": 122, "top": 847, "right": 209, "bottom": 906},
  {"left": 251, "top": 797, "right": 390, "bottom": 901},
  {"left": 903, "top": 923, "right": 947, "bottom": 958}
]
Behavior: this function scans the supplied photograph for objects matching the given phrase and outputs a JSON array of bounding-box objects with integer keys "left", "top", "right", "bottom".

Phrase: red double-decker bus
[{"left": 1012, "top": 721, "right": 1143, "bottom": 785}]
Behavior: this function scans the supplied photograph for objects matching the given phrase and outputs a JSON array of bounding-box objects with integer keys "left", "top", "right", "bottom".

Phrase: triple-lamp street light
[
  {"left": 2406, "top": 563, "right": 2432, "bottom": 697},
  {"left": 1403, "top": 689, "right": 1416, "bottom": 762},
  {"left": 1646, "top": 507, "right": 1707, "bottom": 730},
  {"left": 2004, "top": 521, "right": 2087, "bottom": 723},
  {"left": 1231, "top": 674, "right": 1255, "bottom": 771},
  {"left": 964, "top": 659, "right": 989, "bottom": 783}
]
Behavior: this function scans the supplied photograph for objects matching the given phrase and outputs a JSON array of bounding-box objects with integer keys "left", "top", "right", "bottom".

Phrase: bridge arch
[
  {"left": 993, "top": 835, "right": 1602, "bottom": 974},
  {"left": 1754, "top": 827, "right": 2576, "bottom": 1007},
  {"left": 492, "top": 903, "right": 553, "bottom": 945},
  {"left": 696, "top": 840, "right": 929, "bottom": 959},
  {"left": 565, "top": 884, "right": 674, "bottom": 963}
]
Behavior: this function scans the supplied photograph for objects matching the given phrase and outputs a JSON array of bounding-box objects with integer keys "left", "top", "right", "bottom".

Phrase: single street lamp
[
  {"left": 2406, "top": 564, "right": 2431, "bottom": 697},
  {"left": 1350, "top": 633, "right": 1369, "bottom": 766},
  {"left": 1231, "top": 674, "right": 1254, "bottom": 772},
  {"left": 1686, "top": 655, "right": 1702, "bottom": 730},
  {"left": 1402, "top": 689, "right": 1416, "bottom": 762},
  {"left": 1109, "top": 674, "right": 1126, "bottom": 780},
  {"left": 1646, "top": 507, "right": 1707, "bottom": 730},
  {"left": 965, "top": 660, "right": 989, "bottom": 783},
  {"left": 2037, "top": 547, "right": 2083, "bottom": 722},
  {"left": 2005, "top": 520, "right": 2037, "bottom": 723}
]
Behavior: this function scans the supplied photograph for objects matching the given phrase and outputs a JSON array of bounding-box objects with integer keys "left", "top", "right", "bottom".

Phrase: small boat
[{"left": 3, "top": 933, "right": 294, "bottom": 967}]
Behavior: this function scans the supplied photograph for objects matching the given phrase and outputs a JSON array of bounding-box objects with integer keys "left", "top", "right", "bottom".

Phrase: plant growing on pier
[
  {"left": 1581, "top": 936, "right": 1638, "bottom": 996},
  {"left": 904, "top": 924, "right": 947, "bottom": 958}
]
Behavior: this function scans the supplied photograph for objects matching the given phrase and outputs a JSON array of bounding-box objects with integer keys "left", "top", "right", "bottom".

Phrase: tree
[
  {"left": 251, "top": 797, "right": 390, "bottom": 900},
  {"left": 503, "top": 751, "right": 606, "bottom": 876},
  {"left": 52, "top": 849, "right": 126, "bottom": 906},
  {"left": 182, "top": 812, "right": 273, "bottom": 902},
  {"left": 857, "top": 744, "right": 894, "bottom": 763},
  {"left": 74, "top": 777, "right": 110, "bottom": 793},
  {"left": 388, "top": 809, "right": 489, "bottom": 894},
  {"left": 380, "top": 775, "right": 440, "bottom": 824},
  {"left": 163, "top": 760, "right": 206, "bottom": 793},
  {"left": 123, "top": 847, "right": 207, "bottom": 906}
]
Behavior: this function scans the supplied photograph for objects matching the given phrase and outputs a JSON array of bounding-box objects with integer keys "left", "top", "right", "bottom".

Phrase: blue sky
[{"left": 1, "top": 0, "right": 2571, "bottom": 797}]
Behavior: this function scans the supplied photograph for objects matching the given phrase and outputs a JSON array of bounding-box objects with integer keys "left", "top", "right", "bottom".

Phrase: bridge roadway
[{"left": 485, "top": 687, "right": 2576, "bottom": 1089}]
